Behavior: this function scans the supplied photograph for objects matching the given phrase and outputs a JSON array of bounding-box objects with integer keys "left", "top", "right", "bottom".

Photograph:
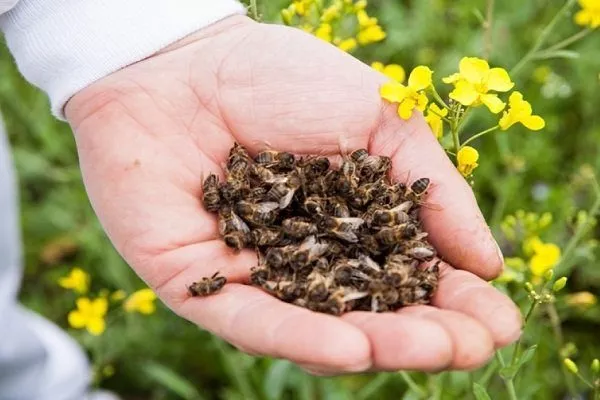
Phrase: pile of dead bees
[{"left": 190, "top": 143, "right": 440, "bottom": 315}]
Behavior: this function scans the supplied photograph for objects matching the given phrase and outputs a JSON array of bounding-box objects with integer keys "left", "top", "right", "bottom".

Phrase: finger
[
  {"left": 370, "top": 107, "right": 503, "bottom": 280},
  {"left": 432, "top": 261, "right": 522, "bottom": 347},
  {"left": 399, "top": 306, "right": 494, "bottom": 370},
  {"left": 176, "top": 284, "right": 372, "bottom": 372},
  {"left": 342, "top": 311, "right": 453, "bottom": 371}
]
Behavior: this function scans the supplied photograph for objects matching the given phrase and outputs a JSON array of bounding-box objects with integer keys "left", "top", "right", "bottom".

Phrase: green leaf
[
  {"left": 499, "top": 365, "right": 519, "bottom": 380},
  {"left": 472, "top": 383, "right": 492, "bottom": 400},
  {"left": 518, "top": 345, "right": 538, "bottom": 367},
  {"left": 264, "top": 360, "right": 293, "bottom": 400},
  {"left": 499, "top": 345, "right": 538, "bottom": 379},
  {"left": 141, "top": 361, "right": 204, "bottom": 400}
]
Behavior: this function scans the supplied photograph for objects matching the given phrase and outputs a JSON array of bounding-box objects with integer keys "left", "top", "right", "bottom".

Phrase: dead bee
[
  {"left": 299, "top": 156, "right": 330, "bottom": 178},
  {"left": 375, "top": 223, "right": 419, "bottom": 245},
  {"left": 247, "top": 186, "right": 268, "bottom": 201},
  {"left": 281, "top": 217, "right": 318, "bottom": 238},
  {"left": 303, "top": 195, "right": 327, "bottom": 215},
  {"left": 202, "top": 173, "right": 221, "bottom": 212},
  {"left": 318, "top": 216, "right": 365, "bottom": 243},
  {"left": 350, "top": 148, "right": 369, "bottom": 163},
  {"left": 374, "top": 182, "right": 406, "bottom": 206},
  {"left": 251, "top": 227, "right": 284, "bottom": 247},
  {"left": 263, "top": 280, "right": 306, "bottom": 302},
  {"left": 313, "top": 288, "right": 369, "bottom": 315},
  {"left": 249, "top": 164, "right": 287, "bottom": 185},
  {"left": 415, "top": 261, "right": 440, "bottom": 298},
  {"left": 332, "top": 258, "right": 370, "bottom": 286},
  {"left": 223, "top": 231, "right": 252, "bottom": 252},
  {"left": 360, "top": 155, "right": 391, "bottom": 181},
  {"left": 264, "top": 247, "right": 287, "bottom": 269},
  {"left": 289, "top": 235, "right": 330, "bottom": 270},
  {"left": 255, "top": 150, "right": 296, "bottom": 170},
  {"left": 227, "top": 143, "right": 252, "bottom": 170},
  {"left": 218, "top": 206, "right": 250, "bottom": 236},
  {"left": 188, "top": 271, "right": 227, "bottom": 297},
  {"left": 266, "top": 172, "right": 302, "bottom": 209},
  {"left": 306, "top": 270, "right": 334, "bottom": 302},
  {"left": 235, "top": 200, "right": 279, "bottom": 226},
  {"left": 398, "top": 240, "right": 437, "bottom": 261},
  {"left": 250, "top": 266, "right": 270, "bottom": 286},
  {"left": 329, "top": 197, "right": 351, "bottom": 218},
  {"left": 305, "top": 170, "right": 337, "bottom": 196},
  {"left": 349, "top": 182, "right": 383, "bottom": 208},
  {"left": 370, "top": 201, "right": 413, "bottom": 227},
  {"left": 336, "top": 158, "right": 360, "bottom": 196}
]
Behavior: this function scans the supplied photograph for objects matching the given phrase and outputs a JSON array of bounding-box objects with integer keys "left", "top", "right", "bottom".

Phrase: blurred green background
[{"left": 1, "top": 0, "right": 599, "bottom": 399}]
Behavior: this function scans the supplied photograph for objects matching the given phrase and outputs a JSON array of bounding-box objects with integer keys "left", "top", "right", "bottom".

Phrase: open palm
[{"left": 66, "top": 16, "right": 521, "bottom": 374}]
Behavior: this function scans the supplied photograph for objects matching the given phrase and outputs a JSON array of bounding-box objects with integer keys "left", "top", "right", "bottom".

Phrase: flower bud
[
  {"left": 524, "top": 282, "right": 535, "bottom": 293},
  {"left": 592, "top": 359, "right": 600, "bottom": 374},
  {"left": 544, "top": 269, "right": 554, "bottom": 281},
  {"left": 552, "top": 277, "right": 568, "bottom": 292},
  {"left": 563, "top": 358, "right": 578, "bottom": 374}
]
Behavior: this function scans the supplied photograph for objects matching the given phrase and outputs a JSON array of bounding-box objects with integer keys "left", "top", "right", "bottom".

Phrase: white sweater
[{"left": 0, "top": 0, "right": 246, "bottom": 119}]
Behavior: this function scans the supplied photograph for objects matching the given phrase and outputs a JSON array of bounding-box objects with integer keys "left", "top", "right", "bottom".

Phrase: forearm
[{"left": 0, "top": 0, "right": 246, "bottom": 120}]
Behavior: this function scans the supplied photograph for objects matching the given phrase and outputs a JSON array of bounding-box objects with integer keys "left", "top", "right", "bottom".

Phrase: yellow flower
[
  {"left": 321, "top": 3, "right": 342, "bottom": 22},
  {"left": 315, "top": 23, "right": 333, "bottom": 42},
  {"left": 380, "top": 66, "right": 432, "bottom": 120},
  {"left": 58, "top": 267, "right": 90, "bottom": 294},
  {"left": 281, "top": 8, "right": 295, "bottom": 25},
  {"left": 443, "top": 57, "right": 514, "bottom": 113},
  {"left": 575, "top": 0, "right": 600, "bottom": 28},
  {"left": 499, "top": 92, "right": 545, "bottom": 131},
  {"left": 354, "top": 0, "right": 367, "bottom": 11},
  {"left": 371, "top": 62, "right": 406, "bottom": 83},
  {"left": 336, "top": 37, "right": 357, "bottom": 52},
  {"left": 424, "top": 103, "right": 448, "bottom": 139},
  {"left": 124, "top": 288, "right": 157, "bottom": 315},
  {"left": 457, "top": 146, "right": 479, "bottom": 177},
  {"left": 68, "top": 297, "right": 108, "bottom": 336},
  {"left": 292, "top": 0, "right": 313, "bottom": 16},
  {"left": 528, "top": 240, "right": 561, "bottom": 277},
  {"left": 356, "top": 10, "right": 386, "bottom": 45},
  {"left": 565, "top": 291, "right": 598, "bottom": 308}
]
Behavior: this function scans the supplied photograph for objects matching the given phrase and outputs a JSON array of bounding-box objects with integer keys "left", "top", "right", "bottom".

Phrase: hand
[{"left": 66, "top": 15, "right": 521, "bottom": 374}]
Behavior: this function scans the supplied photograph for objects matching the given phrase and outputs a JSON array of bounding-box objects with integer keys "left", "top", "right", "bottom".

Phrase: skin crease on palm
[{"left": 64, "top": 15, "right": 522, "bottom": 375}]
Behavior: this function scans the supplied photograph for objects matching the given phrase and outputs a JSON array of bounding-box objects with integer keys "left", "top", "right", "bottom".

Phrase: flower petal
[
  {"left": 574, "top": 10, "right": 591, "bottom": 26},
  {"left": 449, "top": 81, "right": 478, "bottom": 106},
  {"left": 457, "top": 146, "right": 480, "bottom": 165},
  {"left": 522, "top": 115, "right": 546, "bottom": 131},
  {"left": 499, "top": 111, "right": 514, "bottom": 130},
  {"left": 398, "top": 98, "right": 416, "bottom": 120},
  {"left": 459, "top": 57, "right": 489, "bottom": 84},
  {"left": 408, "top": 66, "right": 433, "bottom": 91},
  {"left": 416, "top": 92, "right": 429, "bottom": 111},
  {"left": 383, "top": 64, "right": 406, "bottom": 83},
  {"left": 87, "top": 318, "right": 106, "bottom": 336},
  {"left": 481, "top": 94, "right": 506, "bottom": 113},
  {"left": 442, "top": 73, "right": 461, "bottom": 84},
  {"left": 68, "top": 311, "right": 87, "bottom": 329},
  {"left": 92, "top": 297, "right": 108, "bottom": 316},
  {"left": 380, "top": 82, "right": 407, "bottom": 103},
  {"left": 76, "top": 298, "right": 92, "bottom": 313},
  {"left": 487, "top": 68, "right": 515, "bottom": 92}
]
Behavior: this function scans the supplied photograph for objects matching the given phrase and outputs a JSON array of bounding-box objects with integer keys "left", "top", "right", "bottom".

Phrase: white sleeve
[{"left": 0, "top": 0, "right": 247, "bottom": 120}]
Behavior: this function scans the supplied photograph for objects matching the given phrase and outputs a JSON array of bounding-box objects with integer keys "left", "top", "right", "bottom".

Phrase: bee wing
[
  {"left": 331, "top": 231, "right": 359, "bottom": 243},
  {"left": 342, "top": 291, "right": 370, "bottom": 302},
  {"left": 337, "top": 217, "right": 365, "bottom": 229},
  {"left": 257, "top": 202, "right": 280, "bottom": 213},
  {"left": 231, "top": 212, "right": 251, "bottom": 233},
  {"left": 278, "top": 189, "right": 296, "bottom": 209},
  {"left": 307, "top": 242, "right": 330, "bottom": 259},
  {"left": 392, "top": 201, "right": 414, "bottom": 213},
  {"left": 358, "top": 254, "right": 381, "bottom": 272}
]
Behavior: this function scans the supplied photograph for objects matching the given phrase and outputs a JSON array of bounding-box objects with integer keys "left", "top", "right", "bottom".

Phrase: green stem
[
  {"left": 495, "top": 352, "right": 518, "bottom": 400},
  {"left": 250, "top": 0, "right": 259, "bottom": 20},
  {"left": 510, "top": 300, "right": 538, "bottom": 364},
  {"left": 483, "top": 0, "right": 495, "bottom": 59},
  {"left": 546, "top": 303, "right": 579, "bottom": 396},
  {"left": 399, "top": 371, "right": 427, "bottom": 397},
  {"left": 430, "top": 85, "right": 450, "bottom": 110},
  {"left": 574, "top": 373, "right": 595, "bottom": 389},
  {"left": 478, "top": 359, "right": 499, "bottom": 387},
  {"left": 357, "top": 374, "right": 393, "bottom": 400},
  {"left": 555, "top": 193, "right": 600, "bottom": 275},
  {"left": 510, "top": 0, "right": 577, "bottom": 77},
  {"left": 461, "top": 125, "right": 500, "bottom": 148},
  {"left": 543, "top": 29, "right": 592, "bottom": 53}
]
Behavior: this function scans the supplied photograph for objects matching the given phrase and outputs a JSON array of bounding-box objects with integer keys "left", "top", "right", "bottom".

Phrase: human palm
[{"left": 66, "top": 16, "right": 521, "bottom": 374}]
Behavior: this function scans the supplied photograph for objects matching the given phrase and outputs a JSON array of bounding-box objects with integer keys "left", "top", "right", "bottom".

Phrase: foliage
[{"left": 1, "top": 0, "right": 600, "bottom": 399}]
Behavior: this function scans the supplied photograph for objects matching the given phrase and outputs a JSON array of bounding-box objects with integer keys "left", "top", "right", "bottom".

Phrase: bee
[
  {"left": 381, "top": 258, "right": 414, "bottom": 288},
  {"left": 264, "top": 247, "right": 287, "bottom": 269},
  {"left": 305, "top": 170, "right": 337, "bottom": 196},
  {"left": 370, "top": 201, "right": 413, "bottom": 227},
  {"left": 332, "top": 258, "right": 370, "bottom": 286},
  {"left": 235, "top": 200, "right": 279, "bottom": 226},
  {"left": 188, "top": 271, "right": 227, "bottom": 297},
  {"left": 318, "top": 216, "right": 365, "bottom": 243},
  {"left": 375, "top": 223, "right": 419, "bottom": 245},
  {"left": 251, "top": 227, "right": 285, "bottom": 247},
  {"left": 289, "top": 235, "right": 330, "bottom": 270},
  {"left": 202, "top": 173, "right": 221, "bottom": 212},
  {"left": 404, "top": 177, "right": 443, "bottom": 211},
  {"left": 306, "top": 270, "right": 333, "bottom": 302},
  {"left": 313, "top": 257, "right": 330, "bottom": 272},
  {"left": 350, "top": 148, "right": 369, "bottom": 163},
  {"left": 414, "top": 261, "right": 440, "bottom": 298},
  {"left": 374, "top": 182, "right": 406, "bottom": 206},
  {"left": 354, "top": 234, "right": 382, "bottom": 256},
  {"left": 255, "top": 150, "right": 296, "bottom": 170},
  {"left": 227, "top": 142, "right": 252, "bottom": 170},
  {"left": 218, "top": 206, "right": 250, "bottom": 236},
  {"left": 250, "top": 266, "right": 270, "bottom": 286},
  {"left": 223, "top": 231, "right": 252, "bottom": 252},
  {"left": 313, "top": 288, "right": 369, "bottom": 315},
  {"left": 359, "top": 155, "right": 391, "bottom": 181},
  {"left": 303, "top": 195, "right": 327, "bottom": 215},
  {"left": 398, "top": 240, "right": 437, "bottom": 261},
  {"left": 249, "top": 164, "right": 287, "bottom": 185},
  {"left": 299, "top": 156, "right": 331, "bottom": 177},
  {"left": 281, "top": 217, "right": 318, "bottom": 238},
  {"left": 358, "top": 253, "right": 382, "bottom": 274},
  {"left": 336, "top": 158, "right": 360, "bottom": 196},
  {"left": 329, "top": 197, "right": 350, "bottom": 218},
  {"left": 348, "top": 182, "right": 383, "bottom": 208},
  {"left": 264, "top": 280, "right": 306, "bottom": 302},
  {"left": 247, "top": 186, "right": 268, "bottom": 202},
  {"left": 266, "top": 172, "right": 302, "bottom": 209}
]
